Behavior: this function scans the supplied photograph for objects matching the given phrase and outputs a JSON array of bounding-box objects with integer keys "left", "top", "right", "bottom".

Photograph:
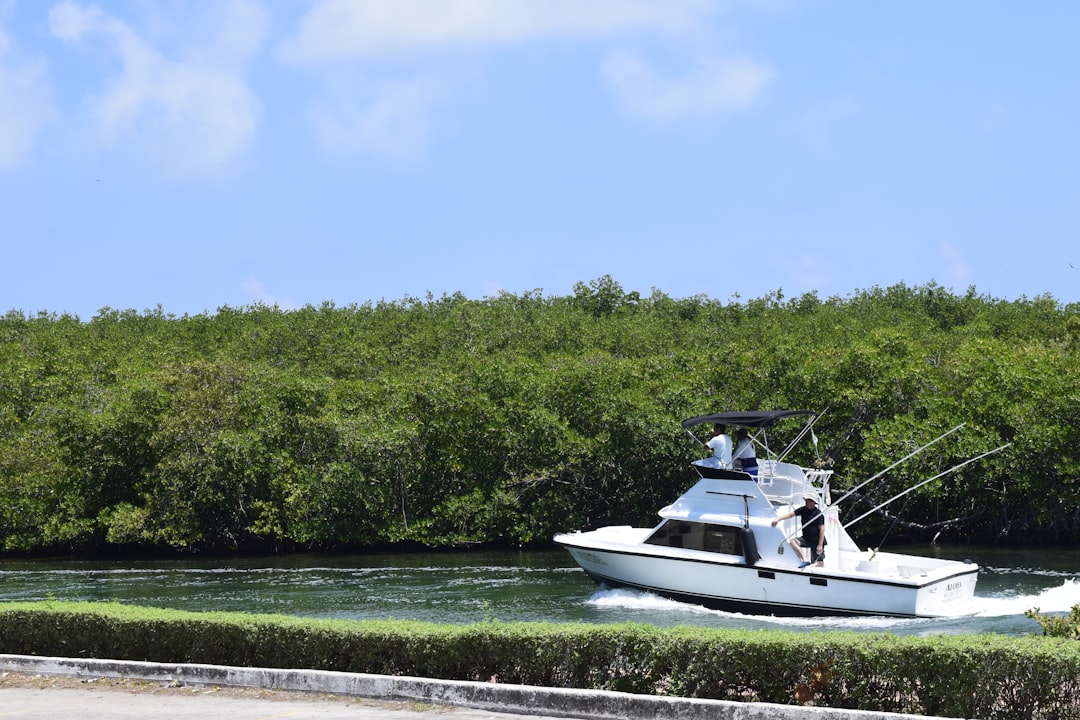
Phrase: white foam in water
[
  {"left": 588, "top": 588, "right": 712, "bottom": 614},
  {"left": 970, "top": 578, "right": 1080, "bottom": 617},
  {"left": 586, "top": 587, "right": 929, "bottom": 630},
  {"left": 585, "top": 579, "right": 1080, "bottom": 630}
]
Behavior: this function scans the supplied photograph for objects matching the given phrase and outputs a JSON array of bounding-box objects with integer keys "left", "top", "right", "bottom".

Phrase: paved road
[{"left": 0, "top": 674, "right": 567, "bottom": 720}]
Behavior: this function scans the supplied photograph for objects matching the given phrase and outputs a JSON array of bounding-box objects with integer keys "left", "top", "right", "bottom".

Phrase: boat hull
[{"left": 558, "top": 537, "right": 978, "bottom": 618}]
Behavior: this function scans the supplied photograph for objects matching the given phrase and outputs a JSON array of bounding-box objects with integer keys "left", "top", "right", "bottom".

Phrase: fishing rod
[
  {"left": 685, "top": 426, "right": 712, "bottom": 475},
  {"left": 775, "top": 422, "right": 967, "bottom": 548},
  {"left": 842, "top": 443, "right": 1011, "bottom": 531},
  {"left": 829, "top": 423, "right": 965, "bottom": 510},
  {"left": 867, "top": 495, "right": 911, "bottom": 561},
  {"left": 776, "top": 409, "right": 828, "bottom": 463}
]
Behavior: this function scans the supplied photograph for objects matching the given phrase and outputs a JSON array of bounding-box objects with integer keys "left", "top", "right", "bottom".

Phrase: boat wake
[
  {"left": 585, "top": 588, "right": 921, "bottom": 631},
  {"left": 587, "top": 588, "right": 713, "bottom": 614},
  {"left": 968, "top": 578, "right": 1079, "bottom": 617},
  {"left": 585, "top": 579, "right": 1079, "bottom": 632}
]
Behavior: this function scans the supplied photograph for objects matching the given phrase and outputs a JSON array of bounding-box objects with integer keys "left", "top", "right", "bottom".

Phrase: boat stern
[{"left": 914, "top": 563, "right": 980, "bottom": 616}]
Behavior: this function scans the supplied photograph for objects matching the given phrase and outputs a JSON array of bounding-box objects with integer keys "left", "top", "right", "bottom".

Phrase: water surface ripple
[{"left": 1, "top": 546, "right": 1076, "bottom": 636}]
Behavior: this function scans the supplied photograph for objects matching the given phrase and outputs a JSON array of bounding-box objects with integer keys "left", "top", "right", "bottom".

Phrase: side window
[
  {"left": 646, "top": 520, "right": 744, "bottom": 556},
  {"left": 704, "top": 527, "right": 740, "bottom": 554},
  {"left": 645, "top": 520, "right": 691, "bottom": 548}
]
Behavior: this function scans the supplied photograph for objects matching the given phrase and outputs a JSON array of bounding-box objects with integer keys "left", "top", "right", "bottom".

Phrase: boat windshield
[{"left": 644, "top": 520, "right": 747, "bottom": 556}]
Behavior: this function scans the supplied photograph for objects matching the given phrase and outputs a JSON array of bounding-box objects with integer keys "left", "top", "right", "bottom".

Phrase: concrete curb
[{"left": 0, "top": 654, "right": 950, "bottom": 720}]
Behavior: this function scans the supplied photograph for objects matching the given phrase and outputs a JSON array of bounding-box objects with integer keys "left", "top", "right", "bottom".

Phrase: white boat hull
[
  {"left": 555, "top": 411, "right": 986, "bottom": 619},
  {"left": 556, "top": 528, "right": 978, "bottom": 618}
]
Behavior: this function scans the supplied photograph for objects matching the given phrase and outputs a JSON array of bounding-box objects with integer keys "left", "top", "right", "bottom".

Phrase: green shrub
[
  {"left": 1026, "top": 604, "right": 1080, "bottom": 639},
  {"left": 2, "top": 602, "right": 1079, "bottom": 719}
]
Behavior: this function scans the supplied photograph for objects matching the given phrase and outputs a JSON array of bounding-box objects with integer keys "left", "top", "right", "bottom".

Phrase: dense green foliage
[
  {"left": 1027, "top": 604, "right": 1080, "bottom": 639},
  {"left": 2, "top": 278, "right": 1079, "bottom": 554},
  {"left": 2, "top": 602, "right": 1079, "bottom": 719}
]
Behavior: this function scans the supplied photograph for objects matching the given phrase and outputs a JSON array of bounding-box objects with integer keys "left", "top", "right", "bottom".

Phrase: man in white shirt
[{"left": 702, "top": 423, "right": 732, "bottom": 468}]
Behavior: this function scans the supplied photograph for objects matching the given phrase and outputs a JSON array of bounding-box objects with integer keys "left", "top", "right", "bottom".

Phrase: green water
[{"left": 0, "top": 546, "right": 1075, "bottom": 636}]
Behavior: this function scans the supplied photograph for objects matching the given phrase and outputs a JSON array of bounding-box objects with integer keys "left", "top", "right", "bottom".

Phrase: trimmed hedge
[{"left": 2, "top": 602, "right": 1079, "bottom": 719}]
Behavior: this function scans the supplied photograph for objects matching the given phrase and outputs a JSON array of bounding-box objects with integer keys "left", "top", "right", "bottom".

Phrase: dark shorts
[{"left": 796, "top": 537, "right": 825, "bottom": 558}]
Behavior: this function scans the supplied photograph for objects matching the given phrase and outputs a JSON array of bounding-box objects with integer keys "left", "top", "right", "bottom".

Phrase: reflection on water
[{"left": 0, "top": 546, "right": 1076, "bottom": 636}]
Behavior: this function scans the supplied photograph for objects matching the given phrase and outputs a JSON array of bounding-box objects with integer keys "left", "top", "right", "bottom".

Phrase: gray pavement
[
  {"left": 1, "top": 682, "right": 562, "bottom": 720},
  {"left": 0, "top": 654, "right": 949, "bottom": 720}
]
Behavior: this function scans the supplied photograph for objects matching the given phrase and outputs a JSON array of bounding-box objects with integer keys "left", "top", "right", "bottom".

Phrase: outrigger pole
[
  {"left": 829, "top": 423, "right": 966, "bottom": 510},
  {"left": 777, "top": 410, "right": 825, "bottom": 462},
  {"left": 776, "top": 422, "right": 966, "bottom": 549},
  {"left": 841, "top": 442, "right": 1011, "bottom": 531},
  {"left": 776, "top": 408, "right": 827, "bottom": 463}
]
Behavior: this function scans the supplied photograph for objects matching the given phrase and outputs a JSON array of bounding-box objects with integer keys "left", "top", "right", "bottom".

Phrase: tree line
[{"left": 1, "top": 277, "right": 1078, "bottom": 556}]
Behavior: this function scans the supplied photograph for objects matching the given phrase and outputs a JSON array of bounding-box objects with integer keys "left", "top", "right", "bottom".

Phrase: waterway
[{"left": 1, "top": 545, "right": 1076, "bottom": 637}]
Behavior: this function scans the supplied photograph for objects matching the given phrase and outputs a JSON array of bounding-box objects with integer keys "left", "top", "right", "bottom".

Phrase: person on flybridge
[
  {"left": 733, "top": 428, "right": 758, "bottom": 477},
  {"left": 700, "top": 423, "right": 732, "bottom": 468}
]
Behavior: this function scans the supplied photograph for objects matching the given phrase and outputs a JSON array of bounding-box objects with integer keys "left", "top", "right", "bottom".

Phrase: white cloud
[
  {"left": 0, "top": 26, "right": 53, "bottom": 170},
  {"left": 280, "top": 0, "right": 714, "bottom": 63},
  {"left": 308, "top": 74, "right": 448, "bottom": 164},
  {"left": 48, "top": 1, "right": 265, "bottom": 179},
  {"left": 279, "top": 0, "right": 766, "bottom": 160},
  {"left": 601, "top": 49, "right": 772, "bottom": 121},
  {"left": 205, "top": 0, "right": 268, "bottom": 65}
]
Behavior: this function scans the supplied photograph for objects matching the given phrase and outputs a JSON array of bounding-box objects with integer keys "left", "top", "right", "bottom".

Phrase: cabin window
[{"left": 645, "top": 520, "right": 744, "bottom": 556}]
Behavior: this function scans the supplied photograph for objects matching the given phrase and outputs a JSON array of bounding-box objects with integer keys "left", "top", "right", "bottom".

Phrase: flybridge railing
[
  {"left": 757, "top": 460, "right": 832, "bottom": 506},
  {"left": 805, "top": 468, "right": 834, "bottom": 504}
]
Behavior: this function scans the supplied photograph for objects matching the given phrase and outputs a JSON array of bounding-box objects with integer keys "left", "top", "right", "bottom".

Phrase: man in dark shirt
[{"left": 771, "top": 492, "right": 826, "bottom": 568}]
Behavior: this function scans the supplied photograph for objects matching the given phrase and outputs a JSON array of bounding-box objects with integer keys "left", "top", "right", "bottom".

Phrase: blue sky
[{"left": 2, "top": 1, "right": 1078, "bottom": 319}]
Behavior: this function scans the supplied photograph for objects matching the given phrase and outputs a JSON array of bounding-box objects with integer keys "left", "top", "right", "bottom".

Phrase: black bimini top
[{"left": 681, "top": 410, "right": 815, "bottom": 429}]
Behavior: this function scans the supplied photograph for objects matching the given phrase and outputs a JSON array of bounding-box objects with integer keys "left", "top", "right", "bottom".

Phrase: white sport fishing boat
[{"left": 555, "top": 410, "right": 993, "bottom": 618}]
